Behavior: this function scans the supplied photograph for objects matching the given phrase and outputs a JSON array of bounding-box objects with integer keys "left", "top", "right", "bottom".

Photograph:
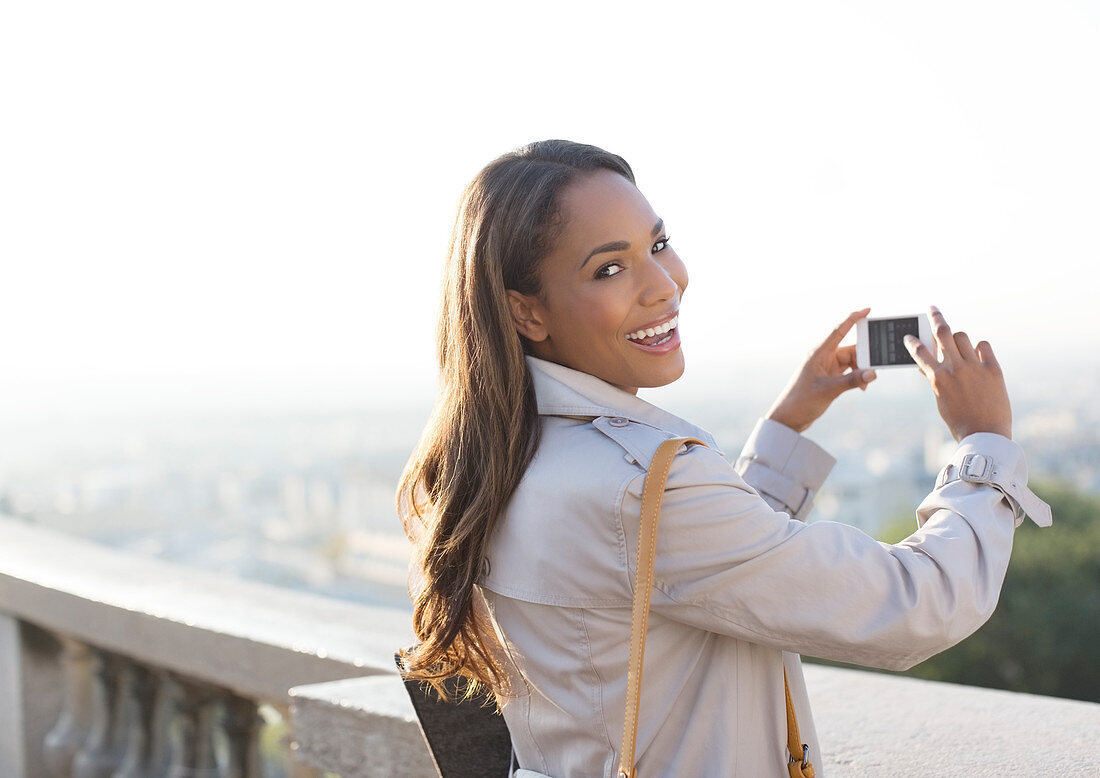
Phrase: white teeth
[{"left": 626, "top": 315, "right": 678, "bottom": 341}]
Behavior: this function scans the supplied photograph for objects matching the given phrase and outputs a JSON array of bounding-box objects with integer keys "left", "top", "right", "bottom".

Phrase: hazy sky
[{"left": 3, "top": 1, "right": 1098, "bottom": 421}]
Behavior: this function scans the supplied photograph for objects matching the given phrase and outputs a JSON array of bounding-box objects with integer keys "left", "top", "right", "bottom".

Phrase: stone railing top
[
  {"left": 805, "top": 663, "right": 1097, "bottom": 776},
  {"left": 0, "top": 516, "right": 414, "bottom": 704},
  {"left": 290, "top": 663, "right": 1100, "bottom": 777}
]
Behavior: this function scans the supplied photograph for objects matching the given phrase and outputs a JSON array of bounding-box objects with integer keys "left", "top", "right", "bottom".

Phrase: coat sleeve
[
  {"left": 734, "top": 418, "right": 836, "bottom": 520},
  {"left": 635, "top": 430, "right": 1035, "bottom": 671}
]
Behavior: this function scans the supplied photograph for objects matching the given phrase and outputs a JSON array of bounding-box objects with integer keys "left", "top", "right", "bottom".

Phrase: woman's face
[{"left": 507, "top": 169, "right": 688, "bottom": 394}]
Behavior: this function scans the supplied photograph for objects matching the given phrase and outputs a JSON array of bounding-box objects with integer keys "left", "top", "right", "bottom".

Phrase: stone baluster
[
  {"left": 44, "top": 635, "right": 94, "bottom": 778},
  {"left": 147, "top": 669, "right": 175, "bottom": 776},
  {"left": 222, "top": 693, "right": 263, "bottom": 778},
  {"left": 165, "top": 674, "right": 221, "bottom": 778},
  {"left": 73, "top": 651, "right": 128, "bottom": 778},
  {"left": 113, "top": 662, "right": 156, "bottom": 778}
]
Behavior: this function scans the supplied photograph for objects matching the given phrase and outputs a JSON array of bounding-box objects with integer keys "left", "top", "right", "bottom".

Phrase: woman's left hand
[{"left": 765, "top": 308, "right": 877, "bottom": 433}]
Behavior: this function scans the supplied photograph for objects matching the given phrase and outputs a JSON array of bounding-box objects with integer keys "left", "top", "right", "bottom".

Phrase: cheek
[
  {"left": 562, "top": 288, "right": 632, "bottom": 341},
  {"left": 591, "top": 291, "right": 635, "bottom": 334}
]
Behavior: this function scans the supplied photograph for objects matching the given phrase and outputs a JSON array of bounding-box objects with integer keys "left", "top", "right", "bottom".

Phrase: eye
[
  {"left": 652, "top": 235, "right": 671, "bottom": 253},
  {"left": 595, "top": 261, "right": 625, "bottom": 279}
]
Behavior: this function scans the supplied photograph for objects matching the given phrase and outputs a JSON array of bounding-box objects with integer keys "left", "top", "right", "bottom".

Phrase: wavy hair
[{"left": 397, "top": 140, "right": 635, "bottom": 698}]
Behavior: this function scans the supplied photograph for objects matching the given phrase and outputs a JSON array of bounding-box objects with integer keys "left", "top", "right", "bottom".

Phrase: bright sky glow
[{"left": 3, "top": 1, "right": 1098, "bottom": 420}]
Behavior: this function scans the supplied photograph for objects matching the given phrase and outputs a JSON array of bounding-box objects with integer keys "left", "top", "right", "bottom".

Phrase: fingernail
[
  {"left": 930, "top": 305, "right": 940, "bottom": 314},
  {"left": 862, "top": 370, "right": 876, "bottom": 382},
  {"left": 904, "top": 334, "right": 918, "bottom": 349}
]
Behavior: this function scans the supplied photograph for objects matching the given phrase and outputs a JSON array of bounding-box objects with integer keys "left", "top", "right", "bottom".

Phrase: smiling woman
[{"left": 396, "top": 139, "right": 1052, "bottom": 778}]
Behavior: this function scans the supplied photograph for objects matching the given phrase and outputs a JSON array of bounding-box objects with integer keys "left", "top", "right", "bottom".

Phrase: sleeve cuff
[
  {"left": 926, "top": 433, "right": 1052, "bottom": 528},
  {"left": 735, "top": 418, "right": 837, "bottom": 520}
]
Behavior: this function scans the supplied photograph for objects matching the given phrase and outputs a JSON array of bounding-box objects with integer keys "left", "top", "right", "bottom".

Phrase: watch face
[{"left": 867, "top": 317, "right": 919, "bottom": 367}]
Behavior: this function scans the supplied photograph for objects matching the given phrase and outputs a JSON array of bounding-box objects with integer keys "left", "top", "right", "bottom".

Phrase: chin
[{"left": 639, "top": 356, "right": 686, "bottom": 389}]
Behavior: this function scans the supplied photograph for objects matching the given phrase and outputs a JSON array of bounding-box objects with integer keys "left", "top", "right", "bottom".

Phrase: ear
[{"left": 505, "top": 289, "right": 549, "bottom": 342}]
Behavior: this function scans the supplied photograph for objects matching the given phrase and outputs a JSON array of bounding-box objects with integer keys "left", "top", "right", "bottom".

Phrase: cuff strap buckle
[{"left": 959, "top": 453, "right": 994, "bottom": 483}]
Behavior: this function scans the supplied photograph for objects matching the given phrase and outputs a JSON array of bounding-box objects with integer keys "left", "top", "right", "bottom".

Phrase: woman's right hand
[{"left": 904, "top": 306, "right": 1013, "bottom": 441}]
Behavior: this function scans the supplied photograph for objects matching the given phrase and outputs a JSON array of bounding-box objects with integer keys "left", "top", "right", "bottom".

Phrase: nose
[{"left": 640, "top": 254, "right": 686, "bottom": 307}]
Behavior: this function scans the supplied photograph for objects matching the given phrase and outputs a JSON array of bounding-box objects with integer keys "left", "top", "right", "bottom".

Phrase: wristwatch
[{"left": 936, "top": 453, "right": 1053, "bottom": 527}]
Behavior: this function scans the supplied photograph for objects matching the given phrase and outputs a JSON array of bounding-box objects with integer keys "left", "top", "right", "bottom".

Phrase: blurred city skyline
[
  {"left": 4, "top": 1, "right": 1098, "bottom": 424},
  {"left": 5, "top": 363, "right": 1098, "bottom": 613}
]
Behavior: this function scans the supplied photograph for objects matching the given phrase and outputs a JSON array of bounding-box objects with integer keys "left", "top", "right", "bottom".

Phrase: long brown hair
[{"left": 397, "top": 140, "right": 635, "bottom": 697}]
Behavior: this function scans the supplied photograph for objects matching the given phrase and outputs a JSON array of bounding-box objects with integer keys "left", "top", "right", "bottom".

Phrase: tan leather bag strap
[
  {"left": 785, "top": 670, "right": 815, "bottom": 778},
  {"left": 617, "top": 436, "right": 814, "bottom": 778},
  {"left": 618, "top": 436, "right": 703, "bottom": 778}
]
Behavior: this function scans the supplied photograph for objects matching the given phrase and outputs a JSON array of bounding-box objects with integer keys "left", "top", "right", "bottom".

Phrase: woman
[{"left": 398, "top": 139, "right": 1050, "bottom": 777}]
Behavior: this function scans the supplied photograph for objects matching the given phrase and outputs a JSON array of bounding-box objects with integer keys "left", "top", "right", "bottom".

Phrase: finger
[
  {"left": 904, "top": 333, "right": 937, "bottom": 378},
  {"left": 929, "top": 305, "right": 960, "bottom": 365},
  {"left": 837, "top": 344, "right": 859, "bottom": 371},
  {"left": 820, "top": 308, "right": 871, "bottom": 352},
  {"left": 953, "top": 331, "right": 977, "bottom": 362},
  {"left": 858, "top": 369, "right": 877, "bottom": 391},
  {"left": 976, "top": 340, "right": 1002, "bottom": 371}
]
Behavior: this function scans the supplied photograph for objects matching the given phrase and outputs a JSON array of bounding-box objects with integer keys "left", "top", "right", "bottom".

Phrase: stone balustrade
[
  {"left": 4, "top": 514, "right": 1099, "bottom": 778},
  {"left": 0, "top": 516, "right": 422, "bottom": 777}
]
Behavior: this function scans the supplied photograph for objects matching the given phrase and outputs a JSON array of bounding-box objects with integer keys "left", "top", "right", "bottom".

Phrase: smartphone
[{"left": 856, "top": 314, "right": 934, "bottom": 369}]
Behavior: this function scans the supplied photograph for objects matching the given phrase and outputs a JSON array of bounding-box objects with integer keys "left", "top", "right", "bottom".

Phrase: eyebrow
[{"left": 578, "top": 219, "right": 665, "bottom": 270}]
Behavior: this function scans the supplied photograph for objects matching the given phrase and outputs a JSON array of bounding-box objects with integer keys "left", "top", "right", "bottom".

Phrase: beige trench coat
[{"left": 480, "top": 356, "right": 1038, "bottom": 777}]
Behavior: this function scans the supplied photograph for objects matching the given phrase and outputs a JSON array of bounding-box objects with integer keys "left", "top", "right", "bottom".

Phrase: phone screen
[{"left": 867, "top": 317, "right": 920, "bottom": 366}]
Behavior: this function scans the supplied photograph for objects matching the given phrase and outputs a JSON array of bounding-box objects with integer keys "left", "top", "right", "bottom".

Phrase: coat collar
[{"left": 526, "top": 356, "right": 721, "bottom": 450}]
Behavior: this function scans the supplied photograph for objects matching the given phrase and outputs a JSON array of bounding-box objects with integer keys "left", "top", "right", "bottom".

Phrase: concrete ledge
[
  {"left": 0, "top": 517, "right": 414, "bottom": 704},
  {"left": 803, "top": 663, "right": 1100, "bottom": 777},
  {"left": 289, "top": 674, "right": 435, "bottom": 778}
]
